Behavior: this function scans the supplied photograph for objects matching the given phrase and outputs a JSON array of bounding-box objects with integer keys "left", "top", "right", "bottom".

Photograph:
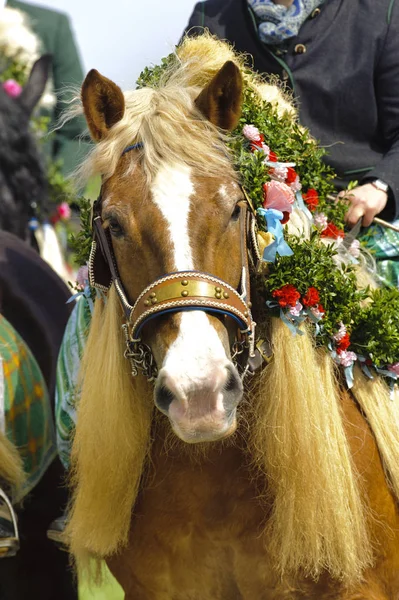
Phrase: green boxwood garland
[{"left": 71, "top": 51, "right": 399, "bottom": 385}]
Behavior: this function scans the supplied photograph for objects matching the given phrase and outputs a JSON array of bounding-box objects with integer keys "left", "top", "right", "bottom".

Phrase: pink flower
[
  {"left": 333, "top": 322, "right": 347, "bottom": 342},
  {"left": 310, "top": 306, "right": 325, "bottom": 319},
  {"left": 388, "top": 362, "right": 399, "bottom": 376},
  {"left": 2, "top": 79, "right": 22, "bottom": 98},
  {"left": 263, "top": 180, "right": 295, "bottom": 214},
  {"left": 270, "top": 165, "right": 288, "bottom": 182},
  {"left": 289, "top": 301, "right": 303, "bottom": 317},
  {"left": 337, "top": 350, "right": 357, "bottom": 367},
  {"left": 314, "top": 212, "right": 328, "bottom": 231},
  {"left": 57, "top": 202, "right": 71, "bottom": 220},
  {"left": 76, "top": 265, "right": 89, "bottom": 289},
  {"left": 242, "top": 124, "right": 261, "bottom": 141},
  {"left": 349, "top": 239, "right": 361, "bottom": 258},
  {"left": 290, "top": 175, "right": 302, "bottom": 193}
]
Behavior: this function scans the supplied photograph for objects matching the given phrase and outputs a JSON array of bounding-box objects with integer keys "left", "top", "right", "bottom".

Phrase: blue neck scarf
[{"left": 248, "top": 0, "right": 323, "bottom": 45}]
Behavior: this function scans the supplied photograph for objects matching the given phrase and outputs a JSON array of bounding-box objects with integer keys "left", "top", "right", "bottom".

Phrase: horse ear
[
  {"left": 81, "top": 69, "right": 125, "bottom": 141},
  {"left": 19, "top": 55, "right": 52, "bottom": 116},
  {"left": 195, "top": 61, "right": 242, "bottom": 131}
]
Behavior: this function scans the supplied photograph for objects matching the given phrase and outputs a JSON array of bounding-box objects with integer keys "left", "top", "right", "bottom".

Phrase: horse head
[
  {"left": 81, "top": 61, "right": 251, "bottom": 443},
  {"left": 0, "top": 55, "right": 51, "bottom": 238}
]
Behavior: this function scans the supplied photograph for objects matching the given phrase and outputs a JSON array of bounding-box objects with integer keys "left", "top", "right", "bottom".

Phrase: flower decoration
[
  {"left": 320, "top": 222, "right": 345, "bottom": 239},
  {"left": 388, "top": 362, "right": 399, "bottom": 376},
  {"left": 2, "top": 79, "right": 22, "bottom": 98},
  {"left": 57, "top": 202, "right": 72, "bottom": 221},
  {"left": 314, "top": 212, "right": 328, "bottom": 231},
  {"left": 349, "top": 239, "right": 361, "bottom": 258},
  {"left": 76, "top": 265, "right": 89, "bottom": 290},
  {"left": 303, "top": 189, "right": 319, "bottom": 212},
  {"left": 242, "top": 124, "right": 261, "bottom": 141},
  {"left": 263, "top": 180, "right": 295, "bottom": 218},
  {"left": 302, "top": 287, "right": 320, "bottom": 307},
  {"left": 272, "top": 284, "right": 301, "bottom": 308}
]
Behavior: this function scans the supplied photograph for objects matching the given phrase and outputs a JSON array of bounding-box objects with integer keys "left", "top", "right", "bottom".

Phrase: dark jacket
[
  {"left": 7, "top": 0, "right": 88, "bottom": 175},
  {"left": 185, "top": 0, "right": 399, "bottom": 220}
]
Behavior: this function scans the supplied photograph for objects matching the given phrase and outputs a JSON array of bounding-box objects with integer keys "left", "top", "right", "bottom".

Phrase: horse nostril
[
  {"left": 225, "top": 371, "right": 238, "bottom": 392},
  {"left": 224, "top": 366, "right": 242, "bottom": 395},
  {"left": 155, "top": 385, "right": 175, "bottom": 413}
]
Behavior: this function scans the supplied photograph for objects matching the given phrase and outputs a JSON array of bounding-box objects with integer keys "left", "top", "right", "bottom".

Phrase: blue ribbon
[
  {"left": 304, "top": 307, "right": 323, "bottom": 335},
  {"left": 344, "top": 364, "right": 355, "bottom": 389},
  {"left": 357, "top": 356, "right": 374, "bottom": 380},
  {"left": 67, "top": 283, "right": 94, "bottom": 313},
  {"left": 294, "top": 191, "right": 313, "bottom": 221},
  {"left": 257, "top": 208, "right": 293, "bottom": 262}
]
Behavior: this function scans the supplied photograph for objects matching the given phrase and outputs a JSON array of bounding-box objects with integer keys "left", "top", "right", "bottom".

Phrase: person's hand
[{"left": 338, "top": 183, "right": 388, "bottom": 227}]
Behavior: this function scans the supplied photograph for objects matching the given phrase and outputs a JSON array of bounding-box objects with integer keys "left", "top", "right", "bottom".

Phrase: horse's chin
[{"left": 169, "top": 411, "right": 237, "bottom": 444}]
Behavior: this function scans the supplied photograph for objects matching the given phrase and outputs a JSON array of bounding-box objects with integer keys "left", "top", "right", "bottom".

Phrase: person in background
[
  {"left": 7, "top": 0, "right": 87, "bottom": 175},
  {"left": 184, "top": 0, "right": 399, "bottom": 285}
]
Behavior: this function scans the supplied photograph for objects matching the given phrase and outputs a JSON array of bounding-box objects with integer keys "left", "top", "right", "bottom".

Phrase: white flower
[
  {"left": 290, "top": 176, "right": 302, "bottom": 193},
  {"left": 314, "top": 212, "right": 328, "bottom": 231},
  {"left": 333, "top": 322, "right": 347, "bottom": 342},
  {"left": 338, "top": 350, "right": 357, "bottom": 367},
  {"left": 270, "top": 165, "right": 288, "bottom": 182},
  {"left": 310, "top": 306, "right": 324, "bottom": 319},
  {"left": 349, "top": 239, "right": 361, "bottom": 258},
  {"left": 289, "top": 301, "right": 303, "bottom": 317}
]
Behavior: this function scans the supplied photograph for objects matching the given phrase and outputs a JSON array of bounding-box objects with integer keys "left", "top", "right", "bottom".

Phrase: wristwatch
[{"left": 370, "top": 179, "right": 389, "bottom": 194}]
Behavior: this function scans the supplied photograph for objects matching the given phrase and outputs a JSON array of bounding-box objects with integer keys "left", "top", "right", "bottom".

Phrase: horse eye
[
  {"left": 108, "top": 218, "right": 124, "bottom": 237},
  {"left": 231, "top": 204, "right": 240, "bottom": 222}
]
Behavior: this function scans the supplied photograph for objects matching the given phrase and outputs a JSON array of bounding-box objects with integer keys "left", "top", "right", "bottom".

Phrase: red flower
[
  {"left": 272, "top": 284, "right": 301, "bottom": 308},
  {"left": 320, "top": 222, "right": 345, "bottom": 239},
  {"left": 317, "top": 303, "right": 325, "bottom": 314},
  {"left": 302, "top": 287, "right": 320, "bottom": 307},
  {"left": 286, "top": 167, "right": 297, "bottom": 184},
  {"left": 303, "top": 188, "right": 319, "bottom": 212},
  {"left": 281, "top": 211, "right": 291, "bottom": 224},
  {"left": 268, "top": 150, "right": 278, "bottom": 162},
  {"left": 337, "top": 333, "right": 351, "bottom": 353}
]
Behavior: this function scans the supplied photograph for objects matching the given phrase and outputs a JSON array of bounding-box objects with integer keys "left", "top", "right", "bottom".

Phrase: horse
[
  {"left": 64, "top": 35, "right": 399, "bottom": 598},
  {"left": 0, "top": 57, "right": 76, "bottom": 598}
]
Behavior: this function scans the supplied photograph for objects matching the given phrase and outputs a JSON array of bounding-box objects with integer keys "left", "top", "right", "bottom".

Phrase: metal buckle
[{"left": 122, "top": 324, "right": 158, "bottom": 381}]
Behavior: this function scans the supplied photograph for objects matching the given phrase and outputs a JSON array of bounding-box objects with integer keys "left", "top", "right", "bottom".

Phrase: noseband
[{"left": 88, "top": 150, "right": 259, "bottom": 381}]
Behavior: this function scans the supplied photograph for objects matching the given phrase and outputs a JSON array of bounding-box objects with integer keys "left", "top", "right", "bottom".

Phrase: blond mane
[{"left": 67, "top": 34, "right": 399, "bottom": 585}]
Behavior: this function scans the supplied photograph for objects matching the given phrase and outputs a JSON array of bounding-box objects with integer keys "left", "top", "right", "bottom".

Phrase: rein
[{"left": 88, "top": 148, "right": 265, "bottom": 382}]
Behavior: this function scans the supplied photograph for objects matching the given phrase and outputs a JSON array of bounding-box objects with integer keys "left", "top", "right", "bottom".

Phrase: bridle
[{"left": 88, "top": 150, "right": 267, "bottom": 382}]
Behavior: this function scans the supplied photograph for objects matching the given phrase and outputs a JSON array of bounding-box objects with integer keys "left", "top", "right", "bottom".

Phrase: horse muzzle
[{"left": 154, "top": 361, "right": 242, "bottom": 443}]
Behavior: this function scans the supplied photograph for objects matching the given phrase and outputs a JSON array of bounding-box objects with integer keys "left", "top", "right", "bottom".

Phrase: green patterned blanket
[
  {"left": 0, "top": 314, "right": 56, "bottom": 500},
  {"left": 360, "top": 221, "right": 399, "bottom": 287}
]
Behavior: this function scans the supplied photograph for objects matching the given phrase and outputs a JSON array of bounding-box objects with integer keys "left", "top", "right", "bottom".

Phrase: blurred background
[{"left": 22, "top": 0, "right": 192, "bottom": 88}]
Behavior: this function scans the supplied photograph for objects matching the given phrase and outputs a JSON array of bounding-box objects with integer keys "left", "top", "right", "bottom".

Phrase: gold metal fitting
[
  {"left": 215, "top": 286, "right": 222, "bottom": 293},
  {"left": 144, "top": 300, "right": 151, "bottom": 307},
  {"left": 181, "top": 280, "right": 188, "bottom": 286},
  {"left": 149, "top": 292, "right": 156, "bottom": 299},
  {"left": 223, "top": 292, "right": 229, "bottom": 299},
  {"left": 151, "top": 298, "right": 157, "bottom": 305},
  {"left": 215, "top": 293, "right": 222, "bottom": 299},
  {"left": 181, "top": 290, "right": 189, "bottom": 297}
]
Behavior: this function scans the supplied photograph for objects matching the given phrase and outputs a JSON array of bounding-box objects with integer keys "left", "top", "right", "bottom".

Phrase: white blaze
[
  {"left": 151, "top": 163, "right": 194, "bottom": 271},
  {"left": 151, "top": 163, "right": 229, "bottom": 391}
]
